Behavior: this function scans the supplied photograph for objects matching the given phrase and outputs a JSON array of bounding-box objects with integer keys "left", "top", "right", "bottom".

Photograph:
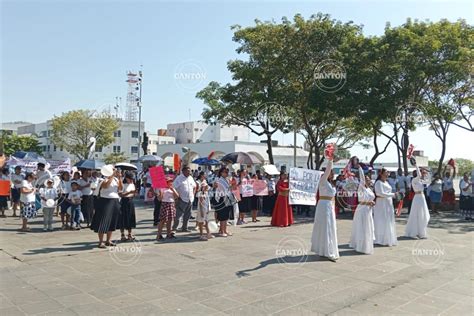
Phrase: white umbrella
[
  {"left": 115, "top": 162, "right": 138, "bottom": 171},
  {"left": 138, "top": 155, "right": 163, "bottom": 162}
]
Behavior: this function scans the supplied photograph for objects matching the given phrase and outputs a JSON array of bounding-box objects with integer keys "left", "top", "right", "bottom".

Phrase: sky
[{"left": 1, "top": 0, "right": 473, "bottom": 163}]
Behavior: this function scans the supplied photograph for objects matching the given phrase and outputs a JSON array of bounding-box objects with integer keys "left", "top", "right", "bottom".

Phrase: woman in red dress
[{"left": 271, "top": 173, "right": 294, "bottom": 227}]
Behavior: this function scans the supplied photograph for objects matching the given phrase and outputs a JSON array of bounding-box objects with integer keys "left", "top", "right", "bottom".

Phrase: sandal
[
  {"left": 226, "top": 232, "right": 233, "bottom": 236},
  {"left": 156, "top": 234, "right": 164, "bottom": 241},
  {"left": 166, "top": 234, "right": 176, "bottom": 239},
  {"left": 120, "top": 235, "right": 127, "bottom": 242},
  {"left": 105, "top": 241, "right": 116, "bottom": 247},
  {"left": 127, "top": 235, "right": 136, "bottom": 241},
  {"left": 98, "top": 243, "right": 107, "bottom": 249}
]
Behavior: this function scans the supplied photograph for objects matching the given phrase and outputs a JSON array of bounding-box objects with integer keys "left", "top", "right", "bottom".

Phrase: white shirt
[
  {"left": 442, "top": 177, "right": 453, "bottom": 190},
  {"left": 267, "top": 179, "right": 276, "bottom": 192},
  {"left": 77, "top": 178, "right": 93, "bottom": 196},
  {"left": 173, "top": 174, "right": 196, "bottom": 202},
  {"left": 459, "top": 179, "right": 471, "bottom": 196},
  {"left": 429, "top": 179, "right": 443, "bottom": 193},
  {"left": 396, "top": 175, "right": 406, "bottom": 193},
  {"left": 100, "top": 178, "right": 120, "bottom": 199},
  {"left": 375, "top": 180, "right": 395, "bottom": 199},
  {"left": 319, "top": 160, "right": 336, "bottom": 197},
  {"left": 35, "top": 169, "right": 52, "bottom": 187},
  {"left": 40, "top": 187, "right": 58, "bottom": 207},
  {"left": 59, "top": 180, "right": 71, "bottom": 195},
  {"left": 387, "top": 178, "right": 398, "bottom": 193},
  {"left": 160, "top": 188, "right": 175, "bottom": 202},
  {"left": 20, "top": 180, "right": 36, "bottom": 203},
  {"left": 68, "top": 190, "right": 83, "bottom": 205},
  {"left": 122, "top": 183, "right": 136, "bottom": 196},
  {"left": 11, "top": 173, "right": 24, "bottom": 189}
]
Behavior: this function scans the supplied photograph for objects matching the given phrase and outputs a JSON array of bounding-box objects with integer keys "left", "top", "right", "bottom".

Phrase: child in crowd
[
  {"left": 59, "top": 172, "right": 71, "bottom": 229},
  {"left": 197, "top": 176, "right": 214, "bottom": 241},
  {"left": 40, "top": 178, "right": 58, "bottom": 231},
  {"left": 156, "top": 177, "right": 179, "bottom": 240},
  {"left": 68, "top": 181, "right": 82, "bottom": 230}
]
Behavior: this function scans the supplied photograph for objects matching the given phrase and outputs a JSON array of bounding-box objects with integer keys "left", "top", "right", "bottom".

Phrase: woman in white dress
[
  {"left": 349, "top": 166, "right": 375, "bottom": 254},
  {"left": 373, "top": 168, "right": 398, "bottom": 246},
  {"left": 405, "top": 163, "right": 430, "bottom": 238},
  {"left": 311, "top": 157, "right": 339, "bottom": 262}
]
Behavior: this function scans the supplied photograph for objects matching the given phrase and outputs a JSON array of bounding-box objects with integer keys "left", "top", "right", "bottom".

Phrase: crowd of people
[{"left": 0, "top": 157, "right": 472, "bottom": 253}]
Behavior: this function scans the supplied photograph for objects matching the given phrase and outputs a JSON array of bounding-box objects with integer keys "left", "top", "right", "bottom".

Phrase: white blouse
[
  {"left": 100, "top": 178, "right": 120, "bottom": 199},
  {"left": 375, "top": 179, "right": 395, "bottom": 199},
  {"left": 318, "top": 160, "right": 336, "bottom": 197},
  {"left": 357, "top": 167, "right": 375, "bottom": 202}
]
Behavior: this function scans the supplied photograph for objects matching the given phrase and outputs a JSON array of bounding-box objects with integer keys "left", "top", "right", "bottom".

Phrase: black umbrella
[
  {"left": 115, "top": 162, "right": 138, "bottom": 171},
  {"left": 74, "top": 159, "right": 105, "bottom": 170},
  {"left": 220, "top": 152, "right": 262, "bottom": 165}
]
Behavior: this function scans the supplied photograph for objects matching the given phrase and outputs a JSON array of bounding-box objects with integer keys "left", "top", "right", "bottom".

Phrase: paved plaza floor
[{"left": 0, "top": 204, "right": 472, "bottom": 315}]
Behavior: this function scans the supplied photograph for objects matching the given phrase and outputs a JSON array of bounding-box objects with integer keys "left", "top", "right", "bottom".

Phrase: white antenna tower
[{"left": 125, "top": 71, "right": 139, "bottom": 121}]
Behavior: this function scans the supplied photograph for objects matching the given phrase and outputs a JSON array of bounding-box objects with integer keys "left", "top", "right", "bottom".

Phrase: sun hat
[{"left": 101, "top": 164, "right": 114, "bottom": 177}]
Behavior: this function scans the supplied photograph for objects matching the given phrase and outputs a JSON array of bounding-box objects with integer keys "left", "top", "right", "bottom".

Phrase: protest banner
[
  {"left": 289, "top": 167, "right": 322, "bottom": 205},
  {"left": 253, "top": 179, "right": 268, "bottom": 196},
  {"left": 149, "top": 166, "right": 167, "bottom": 189},
  {"left": 0, "top": 180, "right": 10, "bottom": 196},
  {"left": 241, "top": 179, "right": 254, "bottom": 197}
]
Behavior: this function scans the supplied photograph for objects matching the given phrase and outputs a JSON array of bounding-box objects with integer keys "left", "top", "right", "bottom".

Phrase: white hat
[
  {"left": 101, "top": 164, "right": 114, "bottom": 177},
  {"left": 43, "top": 178, "right": 54, "bottom": 186}
]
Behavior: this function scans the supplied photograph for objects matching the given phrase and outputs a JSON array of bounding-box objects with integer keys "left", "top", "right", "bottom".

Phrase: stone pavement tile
[
  {"left": 299, "top": 298, "right": 341, "bottom": 314},
  {"left": 0, "top": 306, "right": 26, "bottom": 316},
  {"left": 330, "top": 307, "right": 363, "bottom": 315},
  {"left": 251, "top": 280, "right": 292, "bottom": 297},
  {"left": 54, "top": 293, "right": 100, "bottom": 308},
  {"left": 371, "top": 260, "right": 412, "bottom": 273},
  {"left": 381, "top": 285, "right": 422, "bottom": 302},
  {"left": 272, "top": 304, "right": 318, "bottom": 316},
  {"left": 349, "top": 300, "right": 396, "bottom": 314},
  {"left": 205, "top": 283, "right": 243, "bottom": 297},
  {"left": 6, "top": 289, "right": 50, "bottom": 305},
  {"left": 178, "top": 288, "right": 217, "bottom": 303},
  {"left": 68, "top": 302, "right": 123, "bottom": 315},
  {"left": 228, "top": 274, "right": 282, "bottom": 290},
  {"left": 166, "top": 303, "right": 220, "bottom": 315},
  {"left": 426, "top": 287, "right": 473, "bottom": 303},
  {"left": 87, "top": 286, "right": 127, "bottom": 300},
  {"left": 302, "top": 270, "right": 338, "bottom": 281},
  {"left": 251, "top": 291, "right": 313, "bottom": 314},
  {"left": 148, "top": 294, "right": 194, "bottom": 311},
  {"left": 222, "top": 304, "right": 267, "bottom": 316},
  {"left": 398, "top": 301, "right": 442, "bottom": 314},
  {"left": 0, "top": 294, "right": 15, "bottom": 309},
  {"left": 102, "top": 294, "right": 145, "bottom": 309},
  {"left": 439, "top": 279, "right": 472, "bottom": 296},
  {"left": 119, "top": 303, "right": 164, "bottom": 316},
  {"left": 409, "top": 295, "right": 457, "bottom": 312},
  {"left": 440, "top": 303, "right": 473, "bottom": 315},
  {"left": 125, "top": 287, "right": 174, "bottom": 301},
  {"left": 168, "top": 271, "right": 203, "bottom": 283},
  {"left": 320, "top": 281, "right": 387, "bottom": 307},
  {"left": 39, "top": 284, "right": 83, "bottom": 298},
  {"left": 17, "top": 299, "right": 65, "bottom": 315},
  {"left": 350, "top": 268, "right": 393, "bottom": 282},
  {"left": 366, "top": 292, "right": 413, "bottom": 309},
  {"left": 200, "top": 296, "right": 243, "bottom": 311},
  {"left": 142, "top": 276, "right": 182, "bottom": 288},
  {"left": 37, "top": 308, "right": 79, "bottom": 316},
  {"left": 222, "top": 290, "right": 267, "bottom": 304}
]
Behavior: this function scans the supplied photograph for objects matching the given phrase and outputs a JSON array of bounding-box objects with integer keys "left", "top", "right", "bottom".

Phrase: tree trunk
[
  {"left": 265, "top": 133, "right": 274, "bottom": 164},
  {"left": 314, "top": 146, "right": 322, "bottom": 170},
  {"left": 436, "top": 122, "right": 447, "bottom": 175},
  {"left": 401, "top": 126, "right": 409, "bottom": 173}
]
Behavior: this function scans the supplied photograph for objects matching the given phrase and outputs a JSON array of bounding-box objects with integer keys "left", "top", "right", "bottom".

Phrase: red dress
[{"left": 271, "top": 180, "right": 294, "bottom": 227}]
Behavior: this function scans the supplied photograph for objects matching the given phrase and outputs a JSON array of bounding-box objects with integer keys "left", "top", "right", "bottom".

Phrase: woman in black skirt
[
  {"left": 214, "top": 167, "right": 234, "bottom": 237},
  {"left": 118, "top": 173, "right": 136, "bottom": 241},
  {"left": 91, "top": 166, "right": 122, "bottom": 248}
]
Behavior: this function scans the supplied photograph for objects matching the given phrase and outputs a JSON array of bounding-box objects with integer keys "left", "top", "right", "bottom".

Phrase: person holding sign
[
  {"left": 405, "top": 160, "right": 430, "bottom": 239},
  {"left": 271, "top": 172, "right": 293, "bottom": 227},
  {"left": 373, "top": 168, "right": 398, "bottom": 246},
  {"left": 349, "top": 165, "right": 375, "bottom": 254},
  {"left": 311, "top": 144, "right": 339, "bottom": 262}
]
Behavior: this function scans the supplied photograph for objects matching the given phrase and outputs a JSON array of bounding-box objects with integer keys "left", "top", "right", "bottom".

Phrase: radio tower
[{"left": 125, "top": 71, "right": 139, "bottom": 121}]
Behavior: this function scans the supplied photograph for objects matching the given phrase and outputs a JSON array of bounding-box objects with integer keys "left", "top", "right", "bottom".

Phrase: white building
[
  {"left": 0, "top": 121, "right": 33, "bottom": 134},
  {"left": 16, "top": 120, "right": 144, "bottom": 162},
  {"left": 166, "top": 121, "right": 251, "bottom": 144},
  {"left": 147, "top": 129, "right": 176, "bottom": 155}
]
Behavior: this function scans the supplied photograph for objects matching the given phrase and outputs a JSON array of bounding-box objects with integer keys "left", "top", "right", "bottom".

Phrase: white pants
[{"left": 43, "top": 207, "right": 54, "bottom": 230}]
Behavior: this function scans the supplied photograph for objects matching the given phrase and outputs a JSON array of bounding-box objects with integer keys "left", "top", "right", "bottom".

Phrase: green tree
[
  {"left": 50, "top": 110, "right": 119, "bottom": 160},
  {"left": 104, "top": 152, "right": 128, "bottom": 165},
  {"left": 0, "top": 132, "right": 42, "bottom": 156}
]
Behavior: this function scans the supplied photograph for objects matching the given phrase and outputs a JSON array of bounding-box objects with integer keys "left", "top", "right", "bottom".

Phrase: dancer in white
[
  {"left": 311, "top": 156, "right": 339, "bottom": 262},
  {"left": 405, "top": 161, "right": 430, "bottom": 238},
  {"left": 373, "top": 168, "right": 398, "bottom": 246},
  {"left": 349, "top": 165, "right": 375, "bottom": 254}
]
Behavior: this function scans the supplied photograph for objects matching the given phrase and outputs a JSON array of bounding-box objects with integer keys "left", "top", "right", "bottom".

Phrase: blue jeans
[{"left": 70, "top": 205, "right": 81, "bottom": 226}]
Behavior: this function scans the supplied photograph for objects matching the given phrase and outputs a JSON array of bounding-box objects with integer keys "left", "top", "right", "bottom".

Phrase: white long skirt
[
  {"left": 311, "top": 200, "right": 339, "bottom": 259},
  {"left": 405, "top": 194, "right": 430, "bottom": 238},
  {"left": 349, "top": 205, "right": 375, "bottom": 254},
  {"left": 373, "top": 198, "right": 398, "bottom": 246}
]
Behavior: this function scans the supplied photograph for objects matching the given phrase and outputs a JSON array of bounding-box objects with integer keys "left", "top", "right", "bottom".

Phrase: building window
[
  {"left": 96, "top": 146, "right": 102, "bottom": 153},
  {"left": 168, "top": 141, "right": 173, "bottom": 144},
  {"left": 114, "top": 130, "right": 121, "bottom": 137},
  {"left": 194, "top": 128, "right": 199, "bottom": 131},
  {"left": 131, "top": 131, "right": 139, "bottom": 138},
  {"left": 234, "top": 136, "right": 238, "bottom": 141},
  {"left": 53, "top": 145, "right": 57, "bottom": 152},
  {"left": 131, "top": 146, "right": 138, "bottom": 154},
  {"left": 113, "top": 145, "right": 121, "bottom": 153}
]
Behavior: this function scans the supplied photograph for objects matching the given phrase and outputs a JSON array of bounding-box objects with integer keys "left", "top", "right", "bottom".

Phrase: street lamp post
[{"left": 137, "top": 68, "right": 143, "bottom": 160}]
